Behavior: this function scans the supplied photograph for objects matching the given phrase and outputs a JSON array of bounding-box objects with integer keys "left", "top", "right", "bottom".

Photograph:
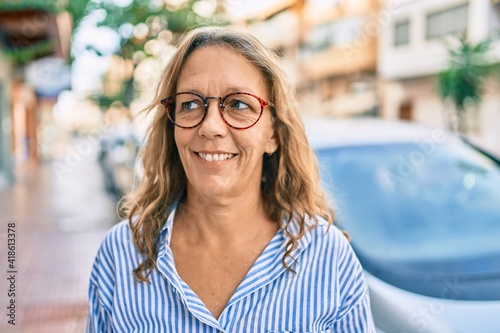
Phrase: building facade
[
  {"left": 297, "top": 0, "right": 380, "bottom": 117},
  {"left": 240, "top": 0, "right": 499, "bottom": 155},
  {"left": 378, "top": 0, "right": 500, "bottom": 152},
  {"left": 0, "top": 50, "right": 13, "bottom": 190},
  {"left": 238, "top": 0, "right": 380, "bottom": 118},
  {"left": 0, "top": 3, "right": 72, "bottom": 190}
]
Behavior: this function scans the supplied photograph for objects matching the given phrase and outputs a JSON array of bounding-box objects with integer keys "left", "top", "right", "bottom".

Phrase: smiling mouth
[{"left": 197, "top": 152, "right": 236, "bottom": 162}]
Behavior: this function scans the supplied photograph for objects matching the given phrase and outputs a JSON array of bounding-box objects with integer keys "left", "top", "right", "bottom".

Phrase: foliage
[
  {"left": 91, "top": 91, "right": 127, "bottom": 110},
  {"left": 82, "top": 0, "right": 228, "bottom": 60},
  {"left": 0, "top": 0, "right": 61, "bottom": 13},
  {"left": 437, "top": 36, "right": 495, "bottom": 133},
  {"left": 67, "top": 0, "right": 92, "bottom": 32},
  {"left": 2, "top": 39, "right": 53, "bottom": 63},
  {"left": 0, "top": 0, "right": 90, "bottom": 29},
  {"left": 77, "top": 0, "right": 229, "bottom": 108},
  {"left": 0, "top": 0, "right": 92, "bottom": 65}
]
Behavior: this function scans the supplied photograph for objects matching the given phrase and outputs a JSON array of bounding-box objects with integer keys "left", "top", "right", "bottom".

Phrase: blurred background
[{"left": 0, "top": 0, "right": 499, "bottom": 332}]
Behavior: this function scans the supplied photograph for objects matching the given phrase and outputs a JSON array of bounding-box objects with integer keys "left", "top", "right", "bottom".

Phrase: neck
[{"left": 175, "top": 190, "right": 277, "bottom": 248}]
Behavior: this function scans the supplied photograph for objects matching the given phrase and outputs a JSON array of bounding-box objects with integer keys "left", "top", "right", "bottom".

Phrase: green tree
[
  {"left": 437, "top": 36, "right": 496, "bottom": 133},
  {"left": 0, "top": 0, "right": 90, "bottom": 64},
  {"left": 77, "top": 0, "right": 229, "bottom": 108}
]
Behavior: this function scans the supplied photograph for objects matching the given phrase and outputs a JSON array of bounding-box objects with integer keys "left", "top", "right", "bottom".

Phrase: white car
[{"left": 305, "top": 117, "right": 500, "bottom": 333}]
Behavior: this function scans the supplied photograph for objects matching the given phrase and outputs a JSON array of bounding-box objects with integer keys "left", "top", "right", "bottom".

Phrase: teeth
[{"left": 198, "top": 153, "right": 234, "bottom": 162}]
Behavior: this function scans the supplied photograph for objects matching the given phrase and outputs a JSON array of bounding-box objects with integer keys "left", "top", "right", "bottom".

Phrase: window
[
  {"left": 426, "top": 3, "right": 468, "bottom": 39},
  {"left": 489, "top": 2, "right": 500, "bottom": 38},
  {"left": 307, "top": 23, "right": 330, "bottom": 52},
  {"left": 316, "top": 141, "right": 500, "bottom": 300},
  {"left": 394, "top": 20, "right": 410, "bottom": 46},
  {"left": 298, "top": 43, "right": 312, "bottom": 62},
  {"left": 306, "top": 16, "right": 364, "bottom": 53},
  {"left": 330, "top": 16, "right": 364, "bottom": 45}
]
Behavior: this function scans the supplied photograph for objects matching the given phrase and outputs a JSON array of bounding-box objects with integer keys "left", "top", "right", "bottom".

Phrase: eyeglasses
[{"left": 160, "top": 92, "right": 274, "bottom": 130}]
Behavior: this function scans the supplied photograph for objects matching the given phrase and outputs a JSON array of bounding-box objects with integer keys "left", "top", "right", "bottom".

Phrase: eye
[
  {"left": 180, "top": 100, "right": 203, "bottom": 111},
  {"left": 228, "top": 99, "right": 250, "bottom": 110},
  {"left": 223, "top": 94, "right": 260, "bottom": 115}
]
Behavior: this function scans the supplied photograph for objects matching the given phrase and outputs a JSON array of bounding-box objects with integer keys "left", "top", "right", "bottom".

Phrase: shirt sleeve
[
  {"left": 86, "top": 223, "right": 121, "bottom": 333},
  {"left": 330, "top": 227, "right": 377, "bottom": 332},
  {"left": 331, "top": 290, "right": 376, "bottom": 333},
  {"left": 86, "top": 280, "right": 112, "bottom": 333}
]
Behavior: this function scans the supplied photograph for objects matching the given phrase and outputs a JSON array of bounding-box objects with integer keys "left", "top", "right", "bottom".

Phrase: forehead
[{"left": 177, "top": 45, "right": 267, "bottom": 96}]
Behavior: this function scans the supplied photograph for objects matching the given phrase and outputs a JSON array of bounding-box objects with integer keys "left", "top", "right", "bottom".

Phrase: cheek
[
  {"left": 251, "top": 125, "right": 275, "bottom": 148},
  {"left": 233, "top": 133, "right": 259, "bottom": 153},
  {"left": 239, "top": 139, "right": 267, "bottom": 160},
  {"left": 174, "top": 130, "right": 187, "bottom": 151},
  {"left": 173, "top": 131, "right": 190, "bottom": 166}
]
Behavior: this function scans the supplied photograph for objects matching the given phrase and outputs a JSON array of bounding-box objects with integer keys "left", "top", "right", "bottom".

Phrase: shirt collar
[{"left": 157, "top": 202, "right": 178, "bottom": 258}]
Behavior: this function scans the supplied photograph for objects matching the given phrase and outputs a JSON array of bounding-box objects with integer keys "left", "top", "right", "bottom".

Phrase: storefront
[
  {"left": 0, "top": 51, "right": 13, "bottom": 190},
  {"left": 0, "top": 2, "right": 72, "bottom": 191}
]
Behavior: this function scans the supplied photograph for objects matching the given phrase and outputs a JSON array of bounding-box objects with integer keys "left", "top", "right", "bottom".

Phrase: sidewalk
[{"left": 0, "top": 138, "right": 118, "bottom": 332}]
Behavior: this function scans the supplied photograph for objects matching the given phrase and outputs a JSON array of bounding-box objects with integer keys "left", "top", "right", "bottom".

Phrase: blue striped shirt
[{"left": 87, "top": 207, "right": 375, "bottom": 332}]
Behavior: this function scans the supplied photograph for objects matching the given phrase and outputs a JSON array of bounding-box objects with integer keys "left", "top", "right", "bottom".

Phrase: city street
[
  {"left": 0, "top": 138, "right": 118, "bottom": 332},
  {"left": 1, "top": 1, "right": 500, "bottom": 332}
]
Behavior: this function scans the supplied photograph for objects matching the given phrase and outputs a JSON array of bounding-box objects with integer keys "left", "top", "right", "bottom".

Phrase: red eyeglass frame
[{"left": 160, "top": 91, "right": 274, "bottom": 130}]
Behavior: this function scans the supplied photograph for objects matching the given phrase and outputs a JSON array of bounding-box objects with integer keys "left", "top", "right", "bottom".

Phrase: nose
[{"left": 197, "top": 98, "right": 227, "bottom": 138}]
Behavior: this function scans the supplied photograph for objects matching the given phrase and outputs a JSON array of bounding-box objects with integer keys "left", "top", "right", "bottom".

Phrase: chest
[
  {"left": 111, "top": 262, "right": 340, "bottom": 333},
  {"left": 171, "top": 245, "right": 262, "bottom": 319}
]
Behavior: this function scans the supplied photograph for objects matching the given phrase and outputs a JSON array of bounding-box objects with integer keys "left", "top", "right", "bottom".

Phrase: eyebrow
[
  {"left": 225, "top": 85, "right": 252, "bottom": 93},
  {"left": 176, "top": 85, "right": 258, "bottom": 95}
]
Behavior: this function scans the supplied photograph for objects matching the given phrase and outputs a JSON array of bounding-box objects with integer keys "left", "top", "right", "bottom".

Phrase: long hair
[{"left": 122, "top": 26, "right": 335, "bottom": 283}]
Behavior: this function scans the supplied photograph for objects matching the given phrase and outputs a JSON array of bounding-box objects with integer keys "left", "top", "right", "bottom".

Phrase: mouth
[{"left": 196, "top": 152, "right": 236, "bottom": 162}]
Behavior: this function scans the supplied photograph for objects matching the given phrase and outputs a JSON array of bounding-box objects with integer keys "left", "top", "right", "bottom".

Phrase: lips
[{"left": 196, "top": 152, "right": 236, "bottom": 162}]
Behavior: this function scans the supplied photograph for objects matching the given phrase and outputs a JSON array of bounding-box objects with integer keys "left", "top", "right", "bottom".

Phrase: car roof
[{"left": 303, "top": 117, "right": 460, "bottom": 149}]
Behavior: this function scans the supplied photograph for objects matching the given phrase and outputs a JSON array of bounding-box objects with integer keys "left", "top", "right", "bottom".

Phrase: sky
[{"left": 71, "top": 8, "right": 121, "bottom": 94}]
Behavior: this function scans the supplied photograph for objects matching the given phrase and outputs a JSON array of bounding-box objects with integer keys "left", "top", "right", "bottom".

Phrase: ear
[{"left": 264, "top": 121, "right": 279, "bottom": 155}]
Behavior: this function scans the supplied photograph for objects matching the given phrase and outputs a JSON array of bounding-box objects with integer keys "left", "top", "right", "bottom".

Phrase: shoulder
[
  {"left": 87, "top": 220, "right": 133, "bottom": 314},
  {"left": 309, "top": 216, "right": 363, "bottom": 271},
  {"left": 89, "top": 220, "right": 141, "bottom": 300},
  {"left": 302, "top": 215, "right": 368, "bottom": 288},
  {"left": 306, "top": 215, "right": 352, "bottom": 255},
  {"left": 293, "top": 215, "right": 361, "bottom": 277},
  {"left": 97, "top": 219, "right": 135, "bottom": 257},
  {"left": 103, "top": 219, "right": 134, "bottom": 244},
  {"left": 90, "top": 219, "right": 139, "bottom": 280},
  {"left": 307, "top": 216, "right": 371, "bottom": 314}
]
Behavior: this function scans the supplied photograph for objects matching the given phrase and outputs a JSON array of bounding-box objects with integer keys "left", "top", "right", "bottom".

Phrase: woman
[{"left": 87, "top": 26, "right": 375, "bottom": 332}]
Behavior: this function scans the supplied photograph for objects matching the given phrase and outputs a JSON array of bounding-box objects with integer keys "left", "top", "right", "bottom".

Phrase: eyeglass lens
[{"left": 168, "top": 93, "right": 263, "bottom": 128}]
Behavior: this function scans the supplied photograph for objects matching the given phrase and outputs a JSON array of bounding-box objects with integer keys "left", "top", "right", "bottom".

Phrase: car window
[{"left": 316, "top": 142, "right": 500, "bottom": 300}]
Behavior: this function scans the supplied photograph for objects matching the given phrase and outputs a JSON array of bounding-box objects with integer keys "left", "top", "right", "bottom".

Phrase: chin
[{"left": 190, "top": 178, "right": 234, "bottom": 199}]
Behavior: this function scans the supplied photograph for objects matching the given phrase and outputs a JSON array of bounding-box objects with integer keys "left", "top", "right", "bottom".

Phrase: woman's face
[{"left": 174, "top": 45, "right": 278, "bottom": 201}]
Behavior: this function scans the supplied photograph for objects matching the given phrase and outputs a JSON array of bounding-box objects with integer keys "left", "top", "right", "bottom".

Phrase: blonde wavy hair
[{"left": 123, "top": 26, "right": 335, "bottom": 283}]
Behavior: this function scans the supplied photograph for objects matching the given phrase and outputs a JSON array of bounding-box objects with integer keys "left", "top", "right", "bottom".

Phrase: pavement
[{"left": 0, "top": 137, "right": 118, "bottom": 333}]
